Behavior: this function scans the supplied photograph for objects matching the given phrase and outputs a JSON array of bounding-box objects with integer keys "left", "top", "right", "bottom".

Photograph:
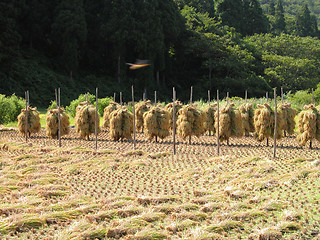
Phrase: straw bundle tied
[
  {"left": 165, "top": 100, "right": 183, "bottom": 130},
  {"left": 110, "top": 108, "right": 133, "bottom": 141},
  {"left": 239, "top": 103, "right": 254, "bottom": 135},
  {"left": 176, "top": 105, "right": 206, "bottom": 140},
  {"left": 102, "top": 102, "right": 120, "bottom": 129},
  {"left": 135, "top": 100, "right": 152, "bottom": 132},
  {"left": 75, "top": 103, "right": 100, "bottom": 140},
  {"left": 143, "top": 106, "right": 170, "bottom": 141},
  {"left": 46, "top": 109, "right": 70, "bottom": 139},
  {"left": 278, "top": 102, "right": 296, "bottom": 135},
  {"left": 203, "top": 103, "right": 217, "bottom": 135},
  {"left": 17, "top": 107, "right": 41, "bottom": 137},
  {"left": 253, "top": 103, "right": 284, "bottom": 142},
  {"left": 214, "top": 103, "right": 244, "bottom": 142},
  {"left": 296, "top": 104, "right": 319, "bottom": 146}
]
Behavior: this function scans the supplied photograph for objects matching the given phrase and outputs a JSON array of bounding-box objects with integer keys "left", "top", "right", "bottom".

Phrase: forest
[{"left": 1, "top": 0, "right": 320, "bottom": 106}]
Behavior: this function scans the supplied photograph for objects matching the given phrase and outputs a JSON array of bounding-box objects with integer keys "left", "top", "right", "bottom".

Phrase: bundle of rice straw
[
  {"left": 102, "top": 102, "right": 120, "bottom": 129},
  {"left": 75, "top": 102, "right": 100, "bottom": 140},
  {"left": 143, "top": 106, "right": 170, "bottom": 141},
  {"left": 239, "top": 103, "right": 254, "bottom": 136},
  {"left": 296, "top": 104, "right": 319, "bottom": 146},
  {"left": 135, "top": 100, "right": 152, "bottom": 132},
  {"left": 214, "top": 103, "right": 244, "bottom": 142},
  {"left": 176, "top": 105, "right": 206, "bottom": 142},
  {"left": 45, "top": 108, "right": 70, "bottom": 139},
  {"left": 278, "top": 102, "right": 296, "bottom": 135},
  {"left": 203, "top": 103, "right": 217, "bottom": 135},
  {"left": 17, "top": 107, "right": 41, "bottom": 137},
  {"left": 110, "top": 108, "right": 133, "bottom": 141},
  {"left": 165, "top": 100, "right": 183, "bottom": 130},
  {"left": 253, "top": 103, "right": 284, "bottom": 142}
]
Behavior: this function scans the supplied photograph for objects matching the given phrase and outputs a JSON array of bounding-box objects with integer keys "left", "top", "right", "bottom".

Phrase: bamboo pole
[
  {"left": 95, "top": 88, "right": 98, "bottom": 150},
  {"left": 154, "top": 91, "right": 157, "bottom": 105},
  {"left": 120, "top": 92, "right": 123, "bottom": 105},
  {"left": 208, "top": 90, "right": 210, "bottom": 105},
  {"left": 58, "top": 88, "right": 61, "bottom": 147},
  {"left": 132, "top": 86, "right": 136, "bottom": 149},
  {"left": 245, "top": 90, "right": 248, "bottom": 103},
  {"left": 281, "top": 87, "right": 284, "bottom": 104},
  {"left": 25, "top": 91, "right": 28, "bottom": 142},
  {"left": 190, "top": 86, "right": 193, "bottom": 104},
  {"left": 273, "top": 88, "right": 277, "bottom": 159},
  {"left": 113, "top": 93, "right": 116, "bottom": 102},
  {"left": 226, "top": 92, "right": 229, "bottom": 104},
  {"left": 217, "top": 90, "right": 220, "bottom": 156},
  {"left": 266, "top": 92, "right": 268, "bottom": 102},
  {"left": 312, "top": 88, "right": 314, "bottom": 105},
  {"left": 55, "top": 89, "right": 58, "bottom": 104},
  {"left": 173, "top": 87, "right": 176, "bottom": 155}
]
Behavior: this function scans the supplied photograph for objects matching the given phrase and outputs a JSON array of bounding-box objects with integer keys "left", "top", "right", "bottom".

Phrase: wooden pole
[
  {"left": 266, "top": 92, "right": 268, "bottom": 102},
  {"left": 273, "top": 88, "right": 277, "bottom": 159},
  {"left": 25, "top": 91, "right": 28, "bottom": 142},
  {"left": 154, "top": 91, "right": 157, "bottom": 105},
  {"left": 113, "top": 93, "right": 116, "bottom": 102},
  {"left": 226, "top": 92, "right": 229, "bottom": 104},
  {"left": 245, "top": 90, "right": 248, "bottom": 103},
  {"left": 120, "top": 92, "right": 123, "bottom": 105},
  {"left": 208, "top": 90, "right": 210, "bottom": 105},
  {"left": 217, "top": 90, "right": 220, "bottom": 156},
  {"left": 27, "top": 91, "right": 30, "bottom": 106},
  {"left": 190, "top": 86, "right": 193, "bottom": 104},
  {"left": 85, "top": 93, "right": 88, "bottom": 102},
  {"left": 281, "top": 87, "right": 284, "bottom": 104},
  {"left": 312, "top": 88, "right": 314, "bottom": 105},
  {"left": 95, "top": 88, "right": 98, "bottom": 150},
  {"left": 173, "top": 87, "right": 176, "bottom": 155},
  {"left": 55, "top": 89, "right": 58, "bottom": 104},
  {"left": 58, "top": 88, "right": 61, "bottom": 147},
  {"left": 132, "top": 86, "right": 136, "bottom": 149}
]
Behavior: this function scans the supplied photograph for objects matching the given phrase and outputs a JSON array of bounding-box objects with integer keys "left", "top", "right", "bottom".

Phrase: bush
[
  {"left": 47, "top": 100, "right": 58, "bottom": 111},
  {"left": 0, "top": 94, "right": 25, "bottom": 124},
  {"left": 95, "top": 97, "right": 113, "bottom": 117}
]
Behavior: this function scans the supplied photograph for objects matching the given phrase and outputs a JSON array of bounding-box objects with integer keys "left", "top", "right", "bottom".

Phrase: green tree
[
  {"left": 274, "top": 0, "right": 286, "bottom": 33},
  {"left": 174, "top": 0, "right": 215, "bottom": 17},
  {"left": 269, "top": 0, "right": 275, "bottom": 15},
  {"left": 295, "top": 3, "right": 318, "bottom": 37}
]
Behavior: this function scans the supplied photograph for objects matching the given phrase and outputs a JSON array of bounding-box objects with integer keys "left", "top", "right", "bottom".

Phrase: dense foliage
[
  {"left": 0, "top": 0, "right": 319, "bottom": 107},
  {"left": 0, "top": 94, "right": 25, "bottom": 124}
]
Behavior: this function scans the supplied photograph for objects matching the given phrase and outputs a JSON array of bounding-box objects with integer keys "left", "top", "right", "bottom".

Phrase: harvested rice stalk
[
  {"left": 75, "top": 103, "right": 100, "bottom": 140},
  {"left": 102, "top": 102, "right": 120, "bottom": 129},
  {"left": 135, "top": 100, "right": 152, "bottom": 132},
  {"left": 203, "top": 103, "right": 217, "bottom": 135},
  {"left": 214, "top": 103, "right": 244, "bottom": 143},
  {"left": 143, "top": 106, "right": 170, "bottom": 141},
  {"left": 278, "top": 102, "right": 296, "bottom": 135},
  {"left": 254, "top": 103, "right": 284, "bottom": 144},
  {"left": 239, "top": 103, "right": 254, "bottom": 136},
  {"left": 17, "top": 107, "right": 41, "bottom": 137},
  {"left": 296, "top": 104, "right": 318, "bottom": 147},
  {"left": 46, "top": 108, "right": 70, "bottom": 139},
  {"left": 76, "top": 101, "right": 90, "bottom": 113},
  {"left": 165, "top": 101, "right": 183, "bottom": 130},
  {"left": 110, "top": 108, "right": 133, "bottom": 141},
  {"left": 176, "top": 105, "right": 206, "bottom": 143}
]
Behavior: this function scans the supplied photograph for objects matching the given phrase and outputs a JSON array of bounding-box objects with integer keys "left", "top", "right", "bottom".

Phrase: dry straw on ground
[
  {"left": 109, "top": 108, "right": 133, "bottom": 141},
  {"left": 278, "top": 102, "right": 296, "bottom": 135},
  {"left": 254, "top": 103, "right": 284, "bottom": 142},
  {"left": 214, "top": 103, "right": 244, "bottom": 142},
  {"left": 143, "top": 106, "right": 170, "bottom": 141},
  {"left": 296, "top": 104, "right": 319, "bottom": 146},
  {"left": 176, "top": 105, "right": 206, "bottom": 141},
  {"left": 239, "top": 103, "right": 254, "bottom": 136},
  {"left": 75, "top": 102, "right": 100, "bottom": 140},
  {"left": 165, "top": 100, "right": 183, "bottom": 130},
  {"left": 135, "top": 100, "right": 152, "bottom": 132},
  {"left": 45, "top": 108, "right": 70, "bottom": 139},
  {"left": 102, "top": 102, "right": 120, "bottom": 129},
  {"left": 17, "top": 107, "right": 41, "bottom": 137},
  {"left": 203, "top": 103, "right": 217, "bottom": 135}
]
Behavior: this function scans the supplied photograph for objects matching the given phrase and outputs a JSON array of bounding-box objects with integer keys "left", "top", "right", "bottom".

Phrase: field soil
[{"left": 0, "top": 128, "right": 319, "bottom": 239}]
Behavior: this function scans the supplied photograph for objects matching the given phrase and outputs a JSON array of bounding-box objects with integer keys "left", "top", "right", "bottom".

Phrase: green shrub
[
  {"left": 0, "top": 94, "right": 25, "bottom": 124},
  {"left": 287, "top": 90, "right": 312, "bottom": 106},
  {"left": 47, "top": 100, "right": 58, "bottom": 111},
  {"left": 95, "top": 97, "right": 113, "bottom": 116}
]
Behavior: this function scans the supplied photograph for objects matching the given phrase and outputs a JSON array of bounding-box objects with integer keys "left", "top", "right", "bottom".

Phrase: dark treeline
[{"left": 0, "top": 0, "right": 319, "bottom": 106}]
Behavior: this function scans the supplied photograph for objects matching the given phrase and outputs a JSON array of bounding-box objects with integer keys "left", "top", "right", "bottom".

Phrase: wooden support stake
[
  {"left": 190, "top": 86, "right": 193, "bottom": 104},
  {"left": 154, "top": 91, "right": 157, "bottom": 105},
  {"left": 55, "top": 89, "right": 58, "bottom": 104},
  {"left": 27, "top": 91, "right": 30, "bottom": 106},
  {"left": 113, "top": 93, "right": 116, "bottom": 102},
  {"left": 25, "top": 91, "right": 28, "bottom": 142},
  {"left": 95, "top": 87, "right": 98, "bottom": 150},
  {"left": 312, "top": 88, "right": 314, "bottom": 104},
  {"left": 132, "top": 86, "right": 136, "bottom": 149},
  {"left": 208, "top": 90, "right": 210, "bottom": 105},
  {"left": 281, "top": 87, "right": 284, "bottom": 104},
  {"left": 226, "top": 92, "right": 229, "bottom": 104},
  {"left": 120, "top": 92, "right": 123, "bottom": 105},
  {"left": 58, "top": 88, "right": 61, "bottom": 147},
  {"left": 173, "top": 87, "right": 176, "bottom": 155},
  {"left": 266, "top": 92, "right": 268, "bottom": 102},
  {"left": 245, "top": 90, "right": 248, "bottom": 103},
  {"left": 273, "top": 88, "right": 277, "bottom": 159},
  {"left": 217, "top": 90, "right": 220, "bottom": 156},
  {"left": 85, "top": 93, "right": 88, "bottom": 102}
]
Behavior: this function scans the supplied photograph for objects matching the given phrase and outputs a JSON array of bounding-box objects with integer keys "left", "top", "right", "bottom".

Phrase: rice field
[{"left": 0, "top": 128, "right": 319, "bottom": 239}]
